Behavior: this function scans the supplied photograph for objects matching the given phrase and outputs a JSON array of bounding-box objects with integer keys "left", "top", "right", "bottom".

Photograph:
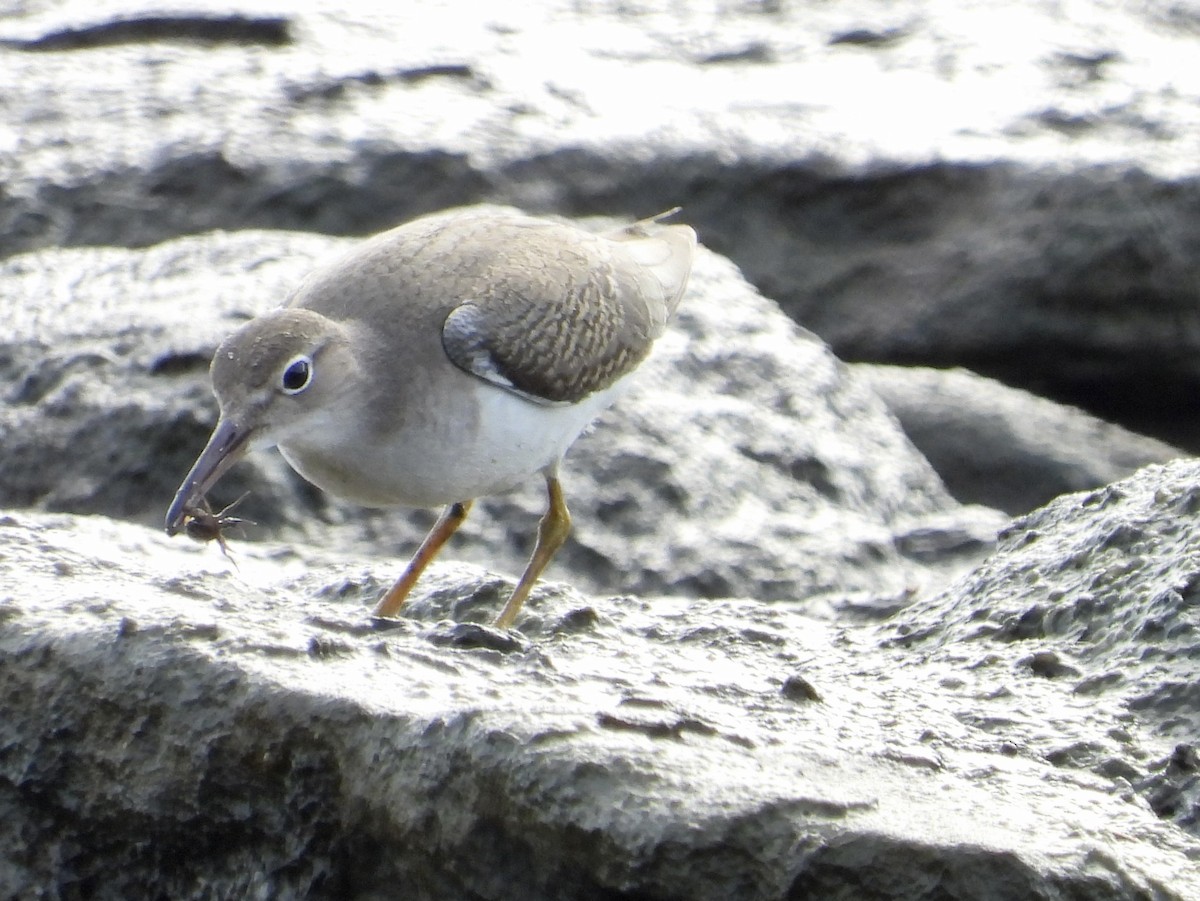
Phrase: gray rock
[
  {"left": 2, "top": 459, "right": 1199, "bottom": 898},
  {"left": 4, "top": 1, "right": 1200, "bottom": 444},
  {"left": 855, "top": 363, "right": 1187, "bottom": 514},
  {"left": 0, "top": 226, "right": 999, "bottom": 611},
  {"left": 5, "top": 1, "right": 1200, "bottom": 894},
  {"left": 893, "top": 459, "right": 1200, "bottom": 845}
]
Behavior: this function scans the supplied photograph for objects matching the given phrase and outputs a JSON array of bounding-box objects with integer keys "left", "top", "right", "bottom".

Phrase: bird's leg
[
  {"left": 373, "top": 500, "right": 473, "bottom": 618},
  {"left": 495, "top": 474, "right": 571, "bottom": 629}
]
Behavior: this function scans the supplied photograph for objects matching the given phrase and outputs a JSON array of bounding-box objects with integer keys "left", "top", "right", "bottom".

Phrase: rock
[
  {"left": 855, "top": 363, "right": 1186, "bottom": 515},
  {"left": 0, "top": 226, "right": 1000, "bottom": 610},
  {"left": 892, "top": 458, "right": 1200, "bottom": 849},
  {"left": 731, "top": 166, "right": 1200, "bottom": 451},
  {"left": 5, "top": 0, "right": 1200, "bottom": 894},
  {"left": 1, "top": 463, "right": 1199, "bottom": 898},
  {"left": 4, "top": 1, "right": 1200, "bottom": 444}
]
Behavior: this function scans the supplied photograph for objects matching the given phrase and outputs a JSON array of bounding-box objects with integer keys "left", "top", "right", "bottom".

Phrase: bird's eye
[{"left": 280, "top": 355, "right": 313, "bottom": 395}]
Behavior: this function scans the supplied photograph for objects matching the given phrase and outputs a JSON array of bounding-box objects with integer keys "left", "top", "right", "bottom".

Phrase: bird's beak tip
[{"left": 163, "top": 418, "right": 252, "bottom": 538}]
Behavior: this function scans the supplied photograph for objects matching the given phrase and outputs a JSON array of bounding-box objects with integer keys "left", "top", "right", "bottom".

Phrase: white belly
[{"left": 277, "top": 377, "right": 627, "bottom": 509}]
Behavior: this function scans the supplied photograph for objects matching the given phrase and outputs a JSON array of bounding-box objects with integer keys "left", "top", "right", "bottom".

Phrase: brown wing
[{"left": 442, "top": 215, "right": 694, "bottom": 405}]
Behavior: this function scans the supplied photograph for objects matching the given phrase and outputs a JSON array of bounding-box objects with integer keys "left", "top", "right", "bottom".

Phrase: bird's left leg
[{"left": 495, "top": 472, "right": 571, "bottom": 629}]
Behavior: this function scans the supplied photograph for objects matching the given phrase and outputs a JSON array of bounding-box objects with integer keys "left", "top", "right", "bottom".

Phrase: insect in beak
[{"left": 180, "top": 492, "right": 254, "bottom": 563}]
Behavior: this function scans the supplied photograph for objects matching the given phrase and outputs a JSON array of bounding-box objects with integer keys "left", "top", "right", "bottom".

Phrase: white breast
[{"left": 277, "top": 375, "right": 630, "bottom": 509}]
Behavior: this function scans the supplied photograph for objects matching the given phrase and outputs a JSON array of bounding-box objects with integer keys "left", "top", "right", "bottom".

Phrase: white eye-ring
[{"left": 280, "top": 354, "right": 314, "bottom": 395}]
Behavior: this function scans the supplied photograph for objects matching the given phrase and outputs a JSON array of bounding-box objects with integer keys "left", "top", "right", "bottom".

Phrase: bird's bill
[{"left": 164, "top": 418, "right": 253, "bottom": 536}]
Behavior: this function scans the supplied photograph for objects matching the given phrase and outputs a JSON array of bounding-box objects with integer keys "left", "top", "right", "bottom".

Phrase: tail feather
[{"left": 607, "top": 210, "right": 697, "bottom": 316}]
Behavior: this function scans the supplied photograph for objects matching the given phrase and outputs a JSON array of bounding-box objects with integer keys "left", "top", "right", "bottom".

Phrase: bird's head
[{"left": 165, "top": 308, "right": 357, "bottom": 535}]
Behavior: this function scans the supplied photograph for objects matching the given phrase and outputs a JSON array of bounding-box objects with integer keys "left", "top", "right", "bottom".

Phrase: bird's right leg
[{"left": 373, "top": 500, "right": 473, "bottom": 618}]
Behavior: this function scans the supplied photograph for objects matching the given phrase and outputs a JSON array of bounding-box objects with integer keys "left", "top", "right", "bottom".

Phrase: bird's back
[{"left": 288, "top": 206, "right": 696, "bottom": 405}]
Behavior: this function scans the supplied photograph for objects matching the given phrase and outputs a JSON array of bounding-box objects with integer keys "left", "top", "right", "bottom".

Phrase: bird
[{"left": 164, "top": 205, "right": 696, "bottom": 629}]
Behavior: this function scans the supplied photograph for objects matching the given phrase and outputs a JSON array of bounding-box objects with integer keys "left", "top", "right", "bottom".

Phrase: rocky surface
[
  {"left": 893, "top": 459, "right": 1200, "bottom": 844},
  {"left": 0, "top": 230, "right": 1001, "bottom": 610},
  {"left": 3, "top": 0, "right": 1200, "bottom": 897},
  {"left": 3, "top": 463, "right": 1200, "bottom": 899},
  {"left": 856, "top": 363, "right": 1186, "bottom": 515},
  {"left": 4, "top": 0, "right": 1200, "bottom": 446}
]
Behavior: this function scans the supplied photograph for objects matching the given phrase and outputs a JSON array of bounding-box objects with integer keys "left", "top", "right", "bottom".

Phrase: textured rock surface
[
  {"left": 4, "top": 1, "right": 1200, "bottom": 897},
  {"left": 4, "top": 0, "right": 1200, "bottom": 445},
  {"left": 856, "top": 363, "right": 1186, "bottom": 515},
  {"left": 0, "top": 227, "right": 1002, "bottom": 611},
  {"left": 894, "top": 459, "right": 1200, "bottom": 843},
  {"left": 2, "top": 461, "right": 1200, "bottom": 898}
]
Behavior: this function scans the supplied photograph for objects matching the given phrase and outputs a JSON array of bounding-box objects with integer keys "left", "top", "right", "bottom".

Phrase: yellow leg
[
  {"left": 373, "top": 500, "right": 473, "bottom": 618},
  {"left": 495, "top": 475, "right": 571, "bottom": 629}
]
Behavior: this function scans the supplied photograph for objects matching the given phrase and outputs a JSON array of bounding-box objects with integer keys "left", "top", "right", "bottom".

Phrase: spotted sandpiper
[{"left": 165, "top": 206, "right": 695, "bottom": 628}]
